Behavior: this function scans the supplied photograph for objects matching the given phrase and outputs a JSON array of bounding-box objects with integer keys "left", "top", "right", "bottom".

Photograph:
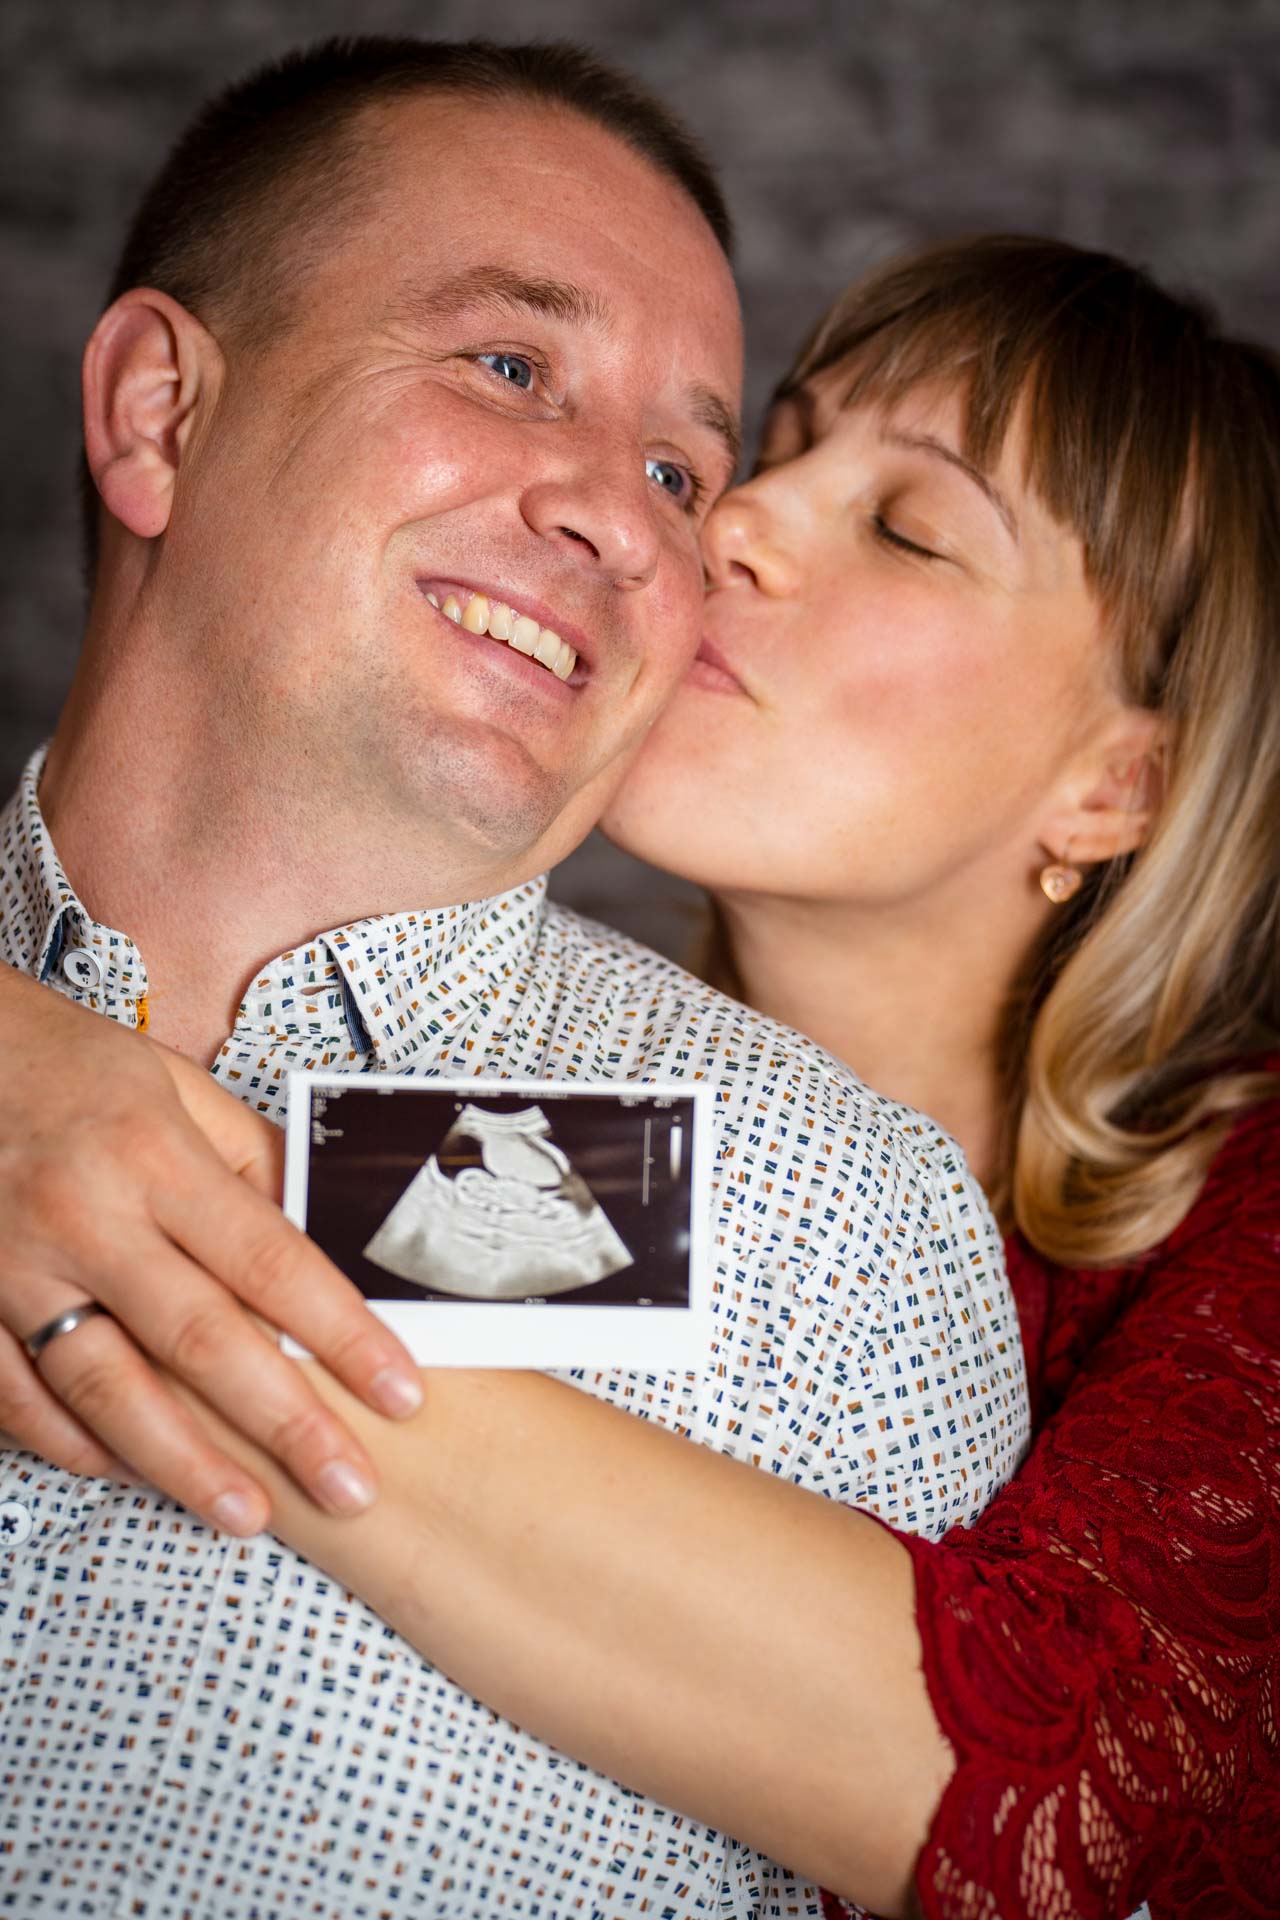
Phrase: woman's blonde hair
[{"left": 780, "top": 235, "right": 1280, "bottom": 1267}]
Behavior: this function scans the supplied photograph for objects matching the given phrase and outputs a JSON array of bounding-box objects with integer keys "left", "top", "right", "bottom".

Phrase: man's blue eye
[
  {"left": 646, "top": 457, "right": 691, "bottom": 502},
  {"left": 478, "top": 352, "right": 535, "bottom": 389}
]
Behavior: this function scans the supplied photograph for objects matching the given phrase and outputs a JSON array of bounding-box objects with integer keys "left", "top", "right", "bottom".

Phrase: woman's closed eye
[{"left": 873, "top": 514, "right": 943, "bottom": 561}]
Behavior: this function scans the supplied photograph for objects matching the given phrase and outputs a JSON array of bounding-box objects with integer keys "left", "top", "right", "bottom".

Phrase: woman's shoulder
[
  {"left": 909, "top": 1067, "right": 1280, "bottom": 1920},
  {"left": 1116, "top": 1058, "right": 1280, "bottom": 1305},
  {"left": 1011, "top": 1059, "right": 1280, "bottom": 1423},
  {"left": 1167, "top": 1056, "right": 1280, "bottom": 1242},
  {"left": 1026, "top": 1054, "right": 1280, "bottom": 1278}
]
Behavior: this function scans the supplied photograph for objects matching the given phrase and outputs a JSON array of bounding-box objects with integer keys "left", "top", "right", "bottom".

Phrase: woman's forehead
[
  {"left": 759, "top": 369, "right": 1102, "bottom": 579},
  {"left": 768, "top": 363, "right": 1019, "bottom": 471}
]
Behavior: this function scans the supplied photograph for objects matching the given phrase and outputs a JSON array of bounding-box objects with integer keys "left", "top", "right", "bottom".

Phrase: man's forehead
[
  {"left": 346, "top": 96, "right": 742, "bottom": 438},
  {"left": 369, "top": 92, "right": 697, "bottom": 238},
  {"left": 367, "top": 97, "right": 738, "bottom": 307}
]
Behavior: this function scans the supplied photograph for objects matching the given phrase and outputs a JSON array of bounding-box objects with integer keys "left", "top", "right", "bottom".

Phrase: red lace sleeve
[{"left": 901, "top": 1094, "right": 1280, "bottom": 1920}]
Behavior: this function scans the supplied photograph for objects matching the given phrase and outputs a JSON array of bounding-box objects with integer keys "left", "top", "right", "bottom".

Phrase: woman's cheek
[{"left": 821, "top": 597, "right": 973, "bottom": 734}]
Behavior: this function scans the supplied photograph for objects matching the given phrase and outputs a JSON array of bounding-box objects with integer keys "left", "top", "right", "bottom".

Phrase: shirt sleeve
[
  {"left": 815, "top": 1123, "right": 1029, "bottom": 1543},
  {"left": 898, "top": 1100, "right": 1280, "bottom": 1920}
]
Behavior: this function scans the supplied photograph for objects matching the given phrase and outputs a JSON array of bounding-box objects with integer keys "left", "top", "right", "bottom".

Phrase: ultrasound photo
[{"left": 283, "top": 1075, "right": 713, "bottom": 1367}]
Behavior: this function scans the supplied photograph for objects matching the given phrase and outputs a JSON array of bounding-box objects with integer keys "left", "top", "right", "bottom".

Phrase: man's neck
[
  {"left": 716, "top": 869, "right": 1051, "bottom": 1201},
  {"left": 38, "top": 646, "right": 537, "bottom": 1067}
]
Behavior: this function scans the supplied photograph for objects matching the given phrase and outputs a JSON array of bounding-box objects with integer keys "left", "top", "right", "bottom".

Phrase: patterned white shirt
[{"left": 0, "top": 747, "right": 1029, "bottom": 1919}]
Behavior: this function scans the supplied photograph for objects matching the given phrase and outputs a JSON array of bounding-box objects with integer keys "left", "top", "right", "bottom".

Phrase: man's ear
[
  {"left": 82, "top": 288, "right": 222, "bottom": 542},
  {"left": 1038, "top": 707, "right": 1168, "bottom": 868}
]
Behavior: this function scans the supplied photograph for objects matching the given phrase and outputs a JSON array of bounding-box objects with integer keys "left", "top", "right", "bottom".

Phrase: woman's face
[{"left": 602, "top": 369, "right": 1128, "bottom": 910}]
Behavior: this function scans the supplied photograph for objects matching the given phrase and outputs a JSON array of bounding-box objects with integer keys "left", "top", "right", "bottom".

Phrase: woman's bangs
[{"left": 786, "top": 241, "right": 1206, "bottom": 667}]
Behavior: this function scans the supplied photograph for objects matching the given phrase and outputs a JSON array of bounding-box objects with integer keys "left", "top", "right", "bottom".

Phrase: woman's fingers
[
  {"left": 160, "top": 1041, "right": 288, "bottom": 1194},
  {"left": 150, "top": 1139, "right": 425, "bottom": 1423},
  {"left": 144, "top": 1049, "right": 424, "bottom": 1417},
  {"left": 0, "top": 968, "right": 422, "bottom": 1521},
  {"left": 17, "top": 1295, "right": 272, "bottom": 1534},
  {"left": 0, "top": 1318, "right": 121, "bottom": 1479},
  {"left": 21, "top": 1238, "right": 399, "bottom": 1533},
  {"left": 7, "top": 1145, "right": 417, "bottom": 1530}
]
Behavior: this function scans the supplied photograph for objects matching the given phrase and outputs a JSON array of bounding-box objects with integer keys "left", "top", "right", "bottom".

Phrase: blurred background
[{"left": 4, "top": 0, "right": 1278, "bottom": 960}]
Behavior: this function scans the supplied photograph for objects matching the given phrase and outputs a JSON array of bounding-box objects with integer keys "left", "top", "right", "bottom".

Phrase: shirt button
[
  {"left": 62, "top": 947, "right": 103, "bottom": 991},
  {"left": 0, "top": 1500, "right": 33, "bottom": 1547}
]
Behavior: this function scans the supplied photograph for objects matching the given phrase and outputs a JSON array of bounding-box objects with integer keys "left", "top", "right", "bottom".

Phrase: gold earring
[{"left": 1039, "top": 840, "right": 1082, "bottom": 905}]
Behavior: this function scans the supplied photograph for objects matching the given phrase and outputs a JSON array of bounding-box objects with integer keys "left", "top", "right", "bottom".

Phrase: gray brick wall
[{"left": 3, "top": 0, "right": 1277, "bottom": 958}]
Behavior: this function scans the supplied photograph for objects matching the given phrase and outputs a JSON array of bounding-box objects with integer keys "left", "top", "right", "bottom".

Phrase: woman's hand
[{"left": 0, "top": 963, "right": 423, "bottom": 1533}]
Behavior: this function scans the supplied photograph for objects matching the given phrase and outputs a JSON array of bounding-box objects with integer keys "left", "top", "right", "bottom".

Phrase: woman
[{"left": 7, "top": 235, "right": 1280, "bottom": 1917}]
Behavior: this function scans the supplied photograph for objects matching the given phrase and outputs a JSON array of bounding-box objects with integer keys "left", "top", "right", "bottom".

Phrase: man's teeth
[
  {"left": 510, "top": 614, "right": 540, "bottom": 656},
  {"left": 427, "top": 589, "right": 577, "bottom": 681}
]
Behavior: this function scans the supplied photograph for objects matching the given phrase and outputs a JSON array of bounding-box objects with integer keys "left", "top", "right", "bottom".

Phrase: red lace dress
[{"left": 825, "top": 1087, "right": 1280, "bottom": 1920}]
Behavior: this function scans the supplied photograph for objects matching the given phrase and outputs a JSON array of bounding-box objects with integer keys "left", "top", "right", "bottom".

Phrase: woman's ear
[
  {"left": 82, "top": 288, "right": 222, "bottom": 542},
  {"left": 1039, "top": 708, "right": 1168, "bottom": 868}
]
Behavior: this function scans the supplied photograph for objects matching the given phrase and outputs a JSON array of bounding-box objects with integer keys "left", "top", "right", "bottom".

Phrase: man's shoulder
[{"left": 537, "top": 902, "right": 971, "bottom": 1186}]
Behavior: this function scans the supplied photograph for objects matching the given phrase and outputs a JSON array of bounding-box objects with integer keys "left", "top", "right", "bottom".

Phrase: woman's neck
[{"left": 715, "top": 883, "right": 1046, "bottom": 1198}]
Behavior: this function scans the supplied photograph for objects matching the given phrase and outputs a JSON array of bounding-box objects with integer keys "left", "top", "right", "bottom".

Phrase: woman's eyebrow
[{"left": 882, "top": 427, "right": 1020, "bottom": 543}]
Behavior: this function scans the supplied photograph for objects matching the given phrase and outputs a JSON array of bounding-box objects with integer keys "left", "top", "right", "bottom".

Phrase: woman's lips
[{"left": 687, "top": 638, "right": 747, "bottom": 695}]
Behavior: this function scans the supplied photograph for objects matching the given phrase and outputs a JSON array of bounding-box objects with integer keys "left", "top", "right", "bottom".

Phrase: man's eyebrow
[
  {"left": 882, "top": 428, "right": 1019, "bottom": 542},
  {"left": 393, "top": 264, "right": 613, "bottom": 332},
  {"left": 392, "top": 265, "right": 739, "bottom": 473},
  {"left": 689, "top": 383, "right": 742, "bottom": 475}
]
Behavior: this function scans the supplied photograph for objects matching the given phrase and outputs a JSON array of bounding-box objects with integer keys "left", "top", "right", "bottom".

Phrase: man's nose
[
  {"left": 700, "top": 485, "right": 801, "bottom": 598},
  {"left": 520, "top": 448, "right": 662, "bottom": 591}
]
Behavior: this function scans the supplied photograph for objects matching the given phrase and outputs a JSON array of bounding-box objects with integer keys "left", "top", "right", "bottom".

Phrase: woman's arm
[
  {"left": 181, "top": 1358, "right": 951, "bottom": 1919},
  {"left": 0, "top": 962, "right": 423, "bottom": 1527},
  {"left": 184, "top": 1093, "right": 1280, "bottom": 1920},
  {"left": 899, "top": 1097, "right": 1280, "bottom": 1920}
]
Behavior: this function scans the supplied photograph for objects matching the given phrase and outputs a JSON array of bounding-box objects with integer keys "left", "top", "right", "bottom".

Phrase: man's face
[{"left": 163, "top": 96, "right": 742, "bottom": 881}]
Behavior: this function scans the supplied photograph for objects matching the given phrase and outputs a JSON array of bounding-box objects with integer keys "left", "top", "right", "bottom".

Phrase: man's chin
[{"left": 389, "top": 723, "right": 573, "bottom": 870}]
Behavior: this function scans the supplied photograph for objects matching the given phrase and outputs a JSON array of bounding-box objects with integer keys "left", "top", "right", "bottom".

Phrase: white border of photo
[{"left": 281, "top": 1072, "right": 716, "bottom": 1369}]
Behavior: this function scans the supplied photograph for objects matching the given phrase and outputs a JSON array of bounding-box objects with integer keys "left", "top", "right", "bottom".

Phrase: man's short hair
[
  {"left": 82, "top": 35, "right": 732, "bottom": 578},
  {"left": 107, "top": 35, "right": 732, "bottom": 344}
]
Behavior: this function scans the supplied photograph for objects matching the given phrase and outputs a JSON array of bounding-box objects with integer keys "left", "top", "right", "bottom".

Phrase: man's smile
[{"left": 418, "top": 577, "right": 588, "bottom": 686}]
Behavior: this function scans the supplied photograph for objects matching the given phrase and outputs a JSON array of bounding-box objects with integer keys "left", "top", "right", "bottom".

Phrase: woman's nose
[{"left": 701, "top": 485, "right": 801, "bottom": 597}]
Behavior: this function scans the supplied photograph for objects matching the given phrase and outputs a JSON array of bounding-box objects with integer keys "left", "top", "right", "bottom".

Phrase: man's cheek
[{"left": 651, "top": 571, "right": 707, "bottom": 683}]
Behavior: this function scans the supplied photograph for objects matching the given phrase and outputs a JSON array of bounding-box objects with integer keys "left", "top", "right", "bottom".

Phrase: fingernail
[
  {"left": 210, "top": 1490, "right": 266, "bottom": 1537},
  {"left": 315, "top": 1459, "right": 376, "bottom": 1515},
  {"left": 370, "top": 1366, "right": 424, "bottom": 1417}
]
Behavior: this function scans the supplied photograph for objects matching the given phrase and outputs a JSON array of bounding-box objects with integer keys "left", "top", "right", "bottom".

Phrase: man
[{"left": 0, "top": 38, "right": 1026, "bottom": 1917}]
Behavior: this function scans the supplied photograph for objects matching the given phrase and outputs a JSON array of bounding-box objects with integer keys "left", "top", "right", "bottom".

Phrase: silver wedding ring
[{"left": 23, "top": 1302, "right": 115, "bottom": 1362}]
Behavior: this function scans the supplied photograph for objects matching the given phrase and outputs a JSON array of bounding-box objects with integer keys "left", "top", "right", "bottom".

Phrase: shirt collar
[
  {"left": 0, "top": 743, "right": 549, "bottom": 1062},
  {"left": 234, "top": 885, "right": 548, "bottom": 1066},
  {"left": 0, "top": 745, "right": 149, "bottom": 1015}
]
